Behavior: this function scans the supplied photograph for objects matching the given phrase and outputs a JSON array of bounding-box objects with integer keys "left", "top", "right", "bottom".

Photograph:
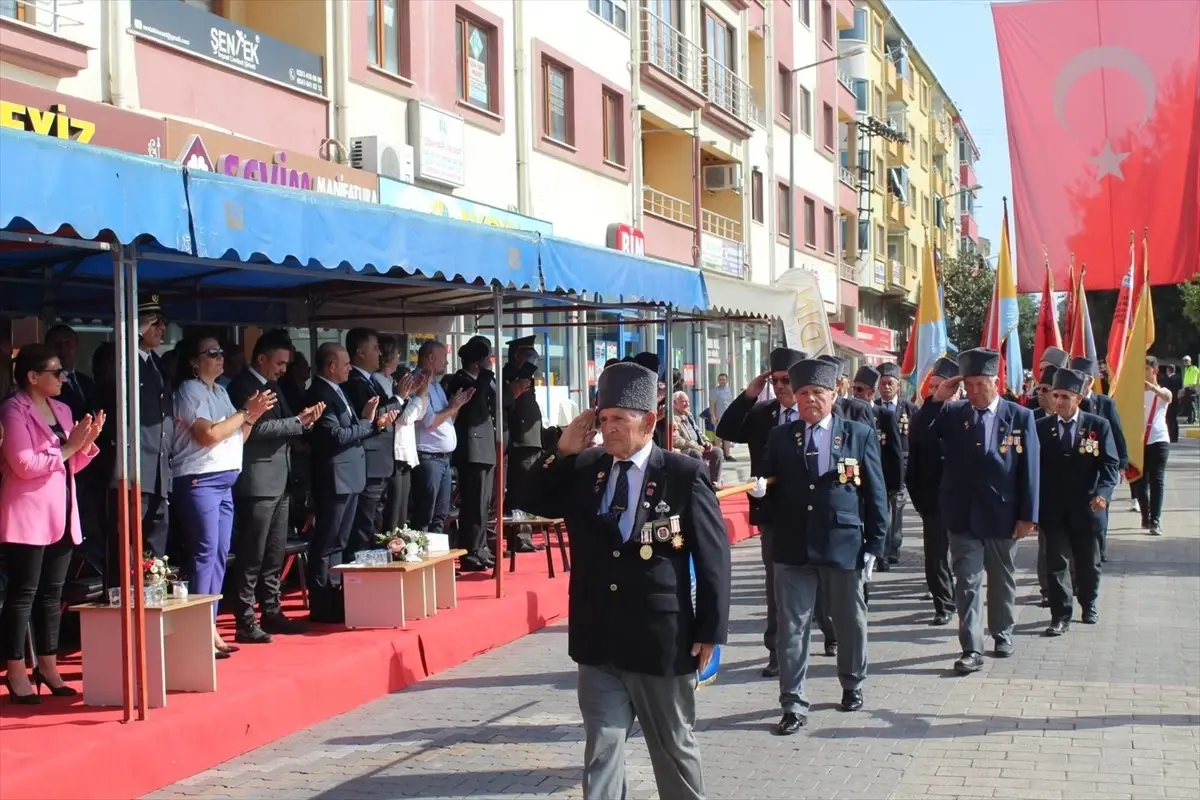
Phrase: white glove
[
  {"left": 749, "top": 477, "right": 768, "bottom": 499},
  {"left": 863, "top": 554, "right": 876, "bottom": 583}
]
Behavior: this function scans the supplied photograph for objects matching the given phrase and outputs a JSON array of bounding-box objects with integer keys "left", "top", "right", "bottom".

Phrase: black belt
[{"left": 418, "top": 451, "right": 452, "bottom": 460}]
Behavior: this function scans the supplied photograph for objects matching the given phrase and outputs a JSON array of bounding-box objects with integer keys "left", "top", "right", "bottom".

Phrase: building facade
[{"left": 1, "top": 0, "right": 979, "bottom": 412}]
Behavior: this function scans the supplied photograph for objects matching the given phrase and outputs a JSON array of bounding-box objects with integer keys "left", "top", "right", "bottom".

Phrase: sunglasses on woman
[
  {"left": 39, "top": 367, "right": 66, "bottom": 379},
  {"left": 201, "top": 348, "right": 225, "bottom": 359}
]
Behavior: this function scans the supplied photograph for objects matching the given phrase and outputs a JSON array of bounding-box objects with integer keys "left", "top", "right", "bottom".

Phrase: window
[
  {"left": 751, "top": 169, "right": 764, "bottom": 223},
  {"left": 920, "top": 136, "right": 929, "bottom": 167},
  {"left": 798, "top": 87, "right": 813, "bottom": 135},
  {"left": 852, "top": 79, "right": 868, "bottom": 113},
  {"left": 934, "top": 195, "right": 945, "bottom": 229},
  {"left": 456, "top": 16, "right": 495, "bottom": 112},
  {"left": 858, "top": 218, "right": 870, "bottom": 252},
  {"left": 875, "top": 156, "right": 885, "bottom": 190},
  {"left": 824, "top": 208, "right": 835, "bottom": 254},
  {"left": 804, "top": 198, "right": 817, "bottom": 247},
  {"left": 888, "top": 166, "right": 909, "bottom": 203},
  {"left": 542, "top": 60, "right": 572, "bottom": 144},
  {"left": 777, "top": 183, "right": 792, "bottom": 236},
  {"left": 871, "top": 21, "right": 884, "bottom": 52},
  {"left": 920, "top": 80, "right": 929, "bottom": 110},
  {"left": 921, "top": 193, "right": 929, "bottom": 223},
  {"left": 875, "top": 224, "right": 885, "bottom": 255},
  {"left": 910, "top": 243, "right": 918, "bottom": 270},
  {"left": 820, "top": 0, "right": 833, "bottom": 44},
  {"left": 778, "top": 67, "right": 793, "bottom": 119},
  {"left": 603, "top": 90, "right": 625, "bottom": 165},
  {"left": 367, "top": 0, "right": 407, "bottom": 76},
  {"left": 798, "top": 0, "right": 810, "bottom": 27},
  {"left": 959, "top": 137, "right": 969, "bottom": 163},
  {"left": 822, "top": 102, "right": 834, "bottom": 150},
  {"left": 588, "top": 0, "right": 629, "bottom": 32},
  {"left": 872, "top": 87, "right": 883, "bottom": 117}
]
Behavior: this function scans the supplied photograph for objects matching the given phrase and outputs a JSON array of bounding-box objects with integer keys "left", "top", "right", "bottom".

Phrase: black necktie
[
  {"left": 603, "top": 461, "right": 634, "bottom": 531},
  {"left": 975, "top": 407, "right": 989, "bottom": 451},
  {"left": 805, "top": 428, "right": 821, "bottom": 477},
  {"left": 1059, "top": 419, "right": 1073, "bottom": 453}
]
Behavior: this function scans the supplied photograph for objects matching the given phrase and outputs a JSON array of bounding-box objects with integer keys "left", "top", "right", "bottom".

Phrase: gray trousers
[
  {"left": 775, "top": 564, "right": 868, "bottom": 716},
  {"left": 760, "top": 526, "right": 778, "bottom": 659},
  {"left": 885, "top": 491, "right": 906, "bottom": 560},
  {"left": 949, "top": 534, "right": 1018, "bottom": 656},
  {"left": 577, "top": 664, "right": 706, "bottom": 800}
]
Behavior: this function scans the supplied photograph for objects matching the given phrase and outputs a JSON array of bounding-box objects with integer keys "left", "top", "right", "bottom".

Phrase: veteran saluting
[
  {"left": 520, "top": 362, "right": 731, "bottom": 800},
  {"left": 754, "top": 358, "right": 888, "bottom": 735}
]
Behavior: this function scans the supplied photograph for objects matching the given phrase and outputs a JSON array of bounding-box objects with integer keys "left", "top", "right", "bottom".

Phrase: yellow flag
[
  {"left": 1143, "top": 234, "right": 1156, "bottom": 348},
  {"left": 1112, "top": 277, "right": 1152, "bottom": 478}
]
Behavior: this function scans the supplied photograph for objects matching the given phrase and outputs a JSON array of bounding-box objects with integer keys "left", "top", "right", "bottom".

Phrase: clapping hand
[
  {"left": 244, "top": 390, "right": 277, "bottom": 423},
  {"left": 66, "top": 413, "right": 102, "bottom": 452},
  {"left": 298, "top": 402, "right": 325, "bottom": 427},
  {"left": 363, "top": 395, "right": 381, "bottom": 421},
  {"left": 512, "top": 378, "right": 532, "bottom": 399},
  {"left": 556, "top": 409, "right": 596, "bottom": 456},
  {"left": 376, "top": 408, "right": 400, "bottom": 430},
  {"left": 450, "top": 387, "right": 475, "bottom": 410},
  {"left": 395, "top": 372, "right": 415, "bottom": 400},
  {"left": 412, "top": 371, "right": 432, "bottom": 397},
  {"left": 87, "top": 410, "right": 107, "bottom": 445}
]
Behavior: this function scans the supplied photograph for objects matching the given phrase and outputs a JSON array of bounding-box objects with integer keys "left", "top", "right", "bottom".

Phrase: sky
[{"left": 885, "top": 0, "right": 1017, "bottom": 253}]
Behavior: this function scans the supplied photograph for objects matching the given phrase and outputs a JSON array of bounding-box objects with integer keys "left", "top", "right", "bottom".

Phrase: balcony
[
  {"left": 885, "top": 259, "right": 907, "bottom": 294},
  {"left": 960, "top": 213, "right": 980, "bottom": 243},
  {"left": 641, "top": 10, "right": 704, "bottom": 105},
  {"left": 642, "top": 185, "right": 697, "bottom": 264},
  {"left": 0, "top": 0, "right": 90, "bottom": 78},
  {"left": 644, "top": 186, "right": 693, "bottom": 226},
  {"left": 750, "top": 100, "right": 766, "bottom": 128},
  {"left": 701, "top": 208, "right": 742, "bottom": 243},
  {"left": 836, "top": 0, "right": 857, "bottom": 30},
  {"left": 839, "top": 262, "right": 857, "bottom": 281},
  {"left": 932, "top": 112, "right": 950, "bottom": 151},
  {"left": 885, "top": 60, "right": 908, "bottom": 106},
  {"left": 838, "top": 166, "right": 859, "bottom": 213},
  {"left": 701, "top": 55, "right": 754, "bottom": 134},
  {"left": 886, "top": 195, "right": 908, "bottom": 230},
  {"left": 836, "top": 70, "right": 858, "bottom": 121},
  {"left": 959, "top": 161, "right": 978, "bottom": 190},
  {"left": 886, "top": 135, "right": 908, "bottom": 167}
]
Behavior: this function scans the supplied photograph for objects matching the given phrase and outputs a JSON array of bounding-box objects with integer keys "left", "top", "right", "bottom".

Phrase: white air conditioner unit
[
  {"left": 349, "top": 135, "right": 414, "bottom": 182},
  {"left": 702, "top": 164, "right": 742, "bottom": 192}
]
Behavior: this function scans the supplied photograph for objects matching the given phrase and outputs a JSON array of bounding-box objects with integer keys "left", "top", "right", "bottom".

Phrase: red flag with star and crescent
[{"left": 992, "top": 0, "right": 1200, "bottom": 293}]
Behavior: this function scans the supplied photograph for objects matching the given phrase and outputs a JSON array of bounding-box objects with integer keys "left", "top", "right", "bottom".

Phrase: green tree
[
  {"left": 1180, "top": 276, "right": 1200, "bottom": 331},
  {"left": 940, "top": 252, "right": 1036, "bottom": 364}
]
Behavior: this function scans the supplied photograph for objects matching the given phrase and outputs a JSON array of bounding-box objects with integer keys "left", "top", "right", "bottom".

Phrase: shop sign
[
  {"left": 0, "top": 78, "right": 165, "bottom": 157},
  {"left": 682, "top": 364, "right": 695, "bottom": 387},
  {"left": 706, "top": 339, "right": 721, "bottom": 366},
  {"left": 889, "top": 259, "right": 904, "bottom": 286},
  {"left": 380, "top": 177, "right": 551, "bottom": 235},
  {"left": 856, "top": 323, "right": 897, "bottom": 353},
  {"left": 166, "top": 122, "right": 379, "bottom": 203},
  {"left": 606, "top": 223, "right": 645, "bottom": 255},
  {"left": 130, "top": 0, "right": 325, "bottom": 97},
  {"left": 873, "top": 259, "right": 886, "bottom": 287},
  {"left": 699, "top": 233, "right": 746, "bottom": 279},
  {"left": 410, "top": 103, "right": 465, "bottom": 188}
]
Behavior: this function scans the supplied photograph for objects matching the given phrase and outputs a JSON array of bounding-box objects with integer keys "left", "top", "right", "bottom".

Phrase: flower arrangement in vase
[
  {"left": 142, "top": 552, "right": 175, "bottom": 586},
  {"left": 375, "top": 527, "right": 429, "bottom": 562}
]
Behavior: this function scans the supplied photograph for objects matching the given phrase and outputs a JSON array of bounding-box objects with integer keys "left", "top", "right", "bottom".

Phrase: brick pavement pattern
[{"left": 150, "top": 441, "right": 1200, "bottom": 800}]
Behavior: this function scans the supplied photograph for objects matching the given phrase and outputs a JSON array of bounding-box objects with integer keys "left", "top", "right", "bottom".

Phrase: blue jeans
[
  {"left": 173, "top": 470, "right": 239, "bottom": 618},
  {"left": 412, "top": 453, "right": 452, "bottom": 532}
]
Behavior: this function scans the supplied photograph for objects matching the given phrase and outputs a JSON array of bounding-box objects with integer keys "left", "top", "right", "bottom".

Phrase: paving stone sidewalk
[{"left": 151, "top": 441, "right": 1200, "bottom": 800}]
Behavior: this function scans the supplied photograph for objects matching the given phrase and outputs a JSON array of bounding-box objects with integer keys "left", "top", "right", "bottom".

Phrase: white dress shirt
[
  {"left": 971, "top": 394, "right": 1002, "bottom": 453},
  {"left": 600, "top": 439, "right": 653, "bottom": 542}
]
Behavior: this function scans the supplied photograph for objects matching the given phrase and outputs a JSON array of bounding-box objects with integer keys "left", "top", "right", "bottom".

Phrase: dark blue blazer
[
  {"left": 912, "top": 397, "right": 1040, "bottom": 539},
  {"left": 306, "top": 378, "right": 374, "bottom": 496},
  {"left": 1035, "top": 411, "right": 1120, "bottom": 528},
  {"left": 873, "top": 405, "right": 905, "bottom": 494},
  {"left": 761, "top": 415, "right": 888, "bottom": 570},
  {"left": 1081, "top": 391, "right": 1128, "bottom": 470}
]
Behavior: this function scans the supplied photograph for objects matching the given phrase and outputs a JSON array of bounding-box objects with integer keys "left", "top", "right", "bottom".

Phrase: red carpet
[
  {"left": 720, "top": 492, "right": 755, "bottom": 544},
  {"left": 0, "top": 556, "right": 568, "bottom": 800}
]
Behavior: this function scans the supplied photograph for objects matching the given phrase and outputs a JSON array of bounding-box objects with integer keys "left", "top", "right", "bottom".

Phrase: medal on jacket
[
  {"left": 543, "top": 454, "right": 556, "bottom": 468},
  {"left": 1014, "top": 431, "right": 1024, "bottom": 453},
  {"left": 639, "top": 544, "right": 653, "bottom": 560},
  {"left": 655, "top": 500, "right": 670, "bottom": 515},
  {"left": 999, "top": 434, "right": 1009, "bottom": 455},
  {"left": 900, "top": 413, "right": 909, "bottom": 436}
]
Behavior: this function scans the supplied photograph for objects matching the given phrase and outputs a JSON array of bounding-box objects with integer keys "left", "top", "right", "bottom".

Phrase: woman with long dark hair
[
  {"left": 0, "top": 344, "right": 104, "bottom": 703},
  {"left": 1132, "top": 356, "right": 1173, "bottom": 536},
  {"left": 170, "top": 334, "right": 274, "bottom": 658}
]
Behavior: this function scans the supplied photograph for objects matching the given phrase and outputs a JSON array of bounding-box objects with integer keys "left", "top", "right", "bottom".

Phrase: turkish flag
[{"left": 993, "top": 0, "right": 1200, "bottom": 293}]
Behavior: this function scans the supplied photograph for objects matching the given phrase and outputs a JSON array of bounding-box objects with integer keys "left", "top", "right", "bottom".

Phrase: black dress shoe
[
  {"left": 235, "top": 625, "right": 274, "bottom": 644},
  {"left": 1081, "top": 607, "right": 1099, "bottom": 624},
  {"left": 825, "top": 642, "right": 838, "bottom": 657},
  {"left": 1100, "top": 554, "right": 1109, "bottom": 563},
  {"left": 459, "top": 558, "right": 489, "bottom": 572},
  {"left": 876, "top": 562, "right": 891, "bottom": 573},
  {"left": 261, "top": 614, "right": 309, "bottom": 635},
  {"left": 215, "top": 650, "right": 231, "bottom": 660},
  {"left": 954, "top": 652, "right": 985, "bottom": 675},
  {"left": 510, "top": 541, "right": 538, "bottom": 554},
  {"left": 993, "top": 638, "right": 1014, "bottom": 658},
  {"left": 841, "top": 689, "right": 864, "bottom": 712},
  {"left": 1044, "top": 619, "right": 1070, "bottom": 637},
  {"left": 887, "top": 556, "right": 900, "bottom": 565},
  {"left": 931, "top": 611, "right": 952, "bottom": 626},
  {"left": 773, "top": 712, "right": 806, "bottom": 735},
  {"left": 761, "top": 662, "right": 780, "bottom": 678}
]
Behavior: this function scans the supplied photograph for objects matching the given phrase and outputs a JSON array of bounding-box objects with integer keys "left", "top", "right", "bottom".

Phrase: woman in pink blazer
[{"left": 0, "top": 344, "right": 104, "bottom": 704}]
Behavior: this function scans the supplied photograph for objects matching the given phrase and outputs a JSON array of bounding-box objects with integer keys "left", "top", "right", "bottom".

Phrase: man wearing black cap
[
  {"left": 715, "top": 347, "right": 808, "bottom": 676},
  {"left": 904, "top": 355, "right": 960, "bottom": 625},
  {"left": 1027, "top": 347, "right": 1070, "bottom": 410},
  {"left": 1032, "top": 365, "right": 1059, "bottom": 421},
  {"left": 1035, "top": 368, "right": 1119, "bottom": 635},
  {"left": 852, "top": 365, "right": 903, "bottom": 572},
  {"left": 876, "top": 362, "right": 919, "bottom": 565},
  {"left": 822, "top": 355, "right": 876, "bottom": 429},
  {"left": 1070, "top": 355, "right": 1127, "bottom": 564},
  {"left": 502, "top": 335, "right": 544, "bottom": 553},
  {"left": 756, "top": 358, "right": 887, "bottom": 732},
  {"left": 915, "top": 347, "right": 1040, "bottom": 674},
  {"left": 445, "top": 335, "right": 499, "bottom": 571},
  {"left": 521, "top": 362, "right": 730, "bottom": 800}
]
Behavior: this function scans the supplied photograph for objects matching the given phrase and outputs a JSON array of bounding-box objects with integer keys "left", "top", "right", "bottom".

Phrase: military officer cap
[
  {"left": 788, "top": 359, "right": 839, "bottom": 391},
  {"left": 596, "top": 362, "right": 658, "bottom": 413},
  {"left": 854, "top": 364, "right": 881, "bottom": 387},
  {"left": 1039, "top": 364, "right": 1059, "bottom": 386},
  {"left": 878, "top": 362, "right": 902, "bottom": 379},
  {"left": 931, "top": 356, "right": 959, "bottom": 380},
  {"left": 1052, "top": 368, "right": 1088, "bottom": 395},
  {"left": 1068, "top": 356, "right": 1098, "bottom": 377},
  {"left": 138, "top": 293, "right": 164, "bottom": 317},
  {"left": 769, "top": 347, "right": 807, "bottom": 372},
  {"left": 458, "top": 335, "right": 492, "bottom": 365},
  {"left": 959, "top": 348, "right": 1001, "bottom": 377},
  {"left": 1041, "top": 346, "right": 1070, "bottom": 369},
  {"left": 632, "top": 351, "right": 660, "bottom": 375},
  {"left": 507, "top": 335, "right": 536, "bottom": 352}
]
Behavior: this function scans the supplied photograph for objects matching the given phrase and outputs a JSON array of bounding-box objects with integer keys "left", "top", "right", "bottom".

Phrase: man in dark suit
[
  {"left": 520, "top": 362, "right": 730, "bottom": 800},
  {"left": 445, "top": 335, "right": 498, "bottom": 572},
  {"left": 502, "top": 335, "right": 544, "bottom": 553},
  {"left": 756, "top": 358, "right": 888, "bottom": 733},
  {"left": 1026, "top": 347, "right": 1070, "bottom": 410},
  {"left": 1032, "top": 364, "right": 1060, "bottom": 607},
  {"left": 875, "top": 362, "right": 919, "bottom": 565},
  {"left": 46, "top": 324, "right": 97, "bottom": 421},
  {"left": 228, "top": 331, "right": 324, "bottom": 643},
  {"left": 914, "top": 348, "right": 1040, "bottom": 674},
  {"left": 342, "top": 328, "right": 404, "bottom": 559},
  {"left": 715, "top": 346, "right": 807, "bottom": 677},
  {"left": 1036, "top": 368, "right": 1120, "bottom": 637},
  {"left": 305, "top": 343, "right": 398, "bottom": 623},
  {"left": 820, "top": 355, "right": 876, "bottom": 429},
  {"left": 850, "top": 365, "right": 902, "bottom": 573},
  {"left": 904, "top": 356, "right": 960, "bottom": 625},
  {"left": 1070, "top": 356, "right": 1127, "bottom": 564}
]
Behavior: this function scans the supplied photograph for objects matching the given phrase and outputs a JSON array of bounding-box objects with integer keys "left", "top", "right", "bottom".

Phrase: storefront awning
[
  {"left": 830, "top": 326, "right": 894, "bottom": 360},
  {"left": 703, "top": 273, "right": 796, "bottom": 320},
  {"left": 0, "top": 127, "right": 191, "bottom": 252},
  {"left": 538, "top": 236, "right": 709, "bottom": 310},
  {"left": 185, "top": 168, "right": 543, "bottom": 289}
]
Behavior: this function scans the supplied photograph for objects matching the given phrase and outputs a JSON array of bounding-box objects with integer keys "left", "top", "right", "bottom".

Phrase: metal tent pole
[
  {"left": 663, "top": 307, "right": 673, "bottom": 452},
  {"left": 122, "top": 247, "right": 150, "bottom": 719},
  {"left": 111, "top": 247, "right": 135, "bottom": 724},
  {"left": 492, "top": 285, "right": 505, "bottom": 599}
]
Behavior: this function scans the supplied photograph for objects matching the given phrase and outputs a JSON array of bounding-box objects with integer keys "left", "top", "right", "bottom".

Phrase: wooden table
[
  {"left": 503, "top": 516, "right": 570, "bottom": 577},
  {"left": 69, "top": 594, "right": 220, "bottom": 708},
  {"left": 332, "top": 549, "right": 467, "bottom": 630}
]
